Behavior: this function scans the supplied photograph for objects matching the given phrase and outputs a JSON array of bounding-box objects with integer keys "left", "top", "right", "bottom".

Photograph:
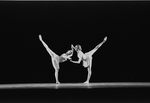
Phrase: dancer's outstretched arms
[
  {"left": 86, "top": 36, "right": 107, "bottom": 56},
  {"left": 39, "top": 35, "right": 58, "bottom": 58}
]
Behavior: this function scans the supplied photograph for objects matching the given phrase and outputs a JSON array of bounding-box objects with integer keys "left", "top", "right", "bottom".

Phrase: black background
[{"left": 0, "top": 2, "right": 150, "bottom": 84}]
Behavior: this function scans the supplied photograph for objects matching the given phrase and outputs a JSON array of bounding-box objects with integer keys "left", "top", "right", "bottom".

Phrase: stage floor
[{"left": 0, "top": 82, "right": 150, "bottom": 89}]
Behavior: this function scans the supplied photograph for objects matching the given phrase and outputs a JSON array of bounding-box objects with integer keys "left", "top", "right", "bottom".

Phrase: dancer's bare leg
[
  {"left": 84, "top": 58, "right": 92, "bottom": 84},
  {"left": 39, "top": 35, "right": 58, "bottom": 58},
  {"left": 86, "top": 36, "right": 107, "bottom": 56},
  {"left": 55, "top": 69, "right": 60, "bottom": 84},
  {"left": 51, "top": 58, "right": 60, "bottom": 84}
]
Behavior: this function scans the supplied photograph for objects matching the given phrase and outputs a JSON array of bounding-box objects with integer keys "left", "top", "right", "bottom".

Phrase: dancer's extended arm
[{"left": 70, "top": 57, "right": 82, "bottom": 64}]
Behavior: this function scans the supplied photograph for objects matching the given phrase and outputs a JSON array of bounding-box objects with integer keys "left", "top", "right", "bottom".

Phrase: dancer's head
[
  {"left": 64, "top": 44, "right": 75, "bottom": 58},
  {"left": 66, "top": 49, "right": 73, "bottom": 56},
  {"left": 72, "top": 44, "right": 82, "bottom": 52}
]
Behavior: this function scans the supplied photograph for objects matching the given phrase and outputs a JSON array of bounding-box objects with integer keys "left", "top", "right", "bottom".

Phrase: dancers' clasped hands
[{"left": 62, "top": 44, "right": 82, "bottom": 64}]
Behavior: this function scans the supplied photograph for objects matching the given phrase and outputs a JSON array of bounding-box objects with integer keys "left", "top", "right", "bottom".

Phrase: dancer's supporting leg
[
  {"left": 52, "top": 58, "right": 60, "bottom": 84},
  {"left": 84, "top": 57, "right": 92, "bottom": 84}
]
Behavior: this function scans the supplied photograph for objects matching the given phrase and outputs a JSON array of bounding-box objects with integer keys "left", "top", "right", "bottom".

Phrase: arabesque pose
[
  {"left": 70, "top": 37, "right": 107, "bottom": 84},
  {"left": 39, "top": 35, "right": 74, "bottom": 84}
]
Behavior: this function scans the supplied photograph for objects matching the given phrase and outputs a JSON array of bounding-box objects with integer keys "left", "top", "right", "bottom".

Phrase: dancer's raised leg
[
  {"left": 39, "top": 35, "right": 58, "bottom": 58},
  {"left": 87, "top": 36, "right": 107, "bottom": 56}
]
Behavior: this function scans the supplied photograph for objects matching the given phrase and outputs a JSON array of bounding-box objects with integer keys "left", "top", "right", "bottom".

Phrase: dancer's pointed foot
[
  {"left": 83, "top": 81, "right": 89, "bottom": 85},
  {"left": 56, "top": 81, "right": 60, "bottom": 85}
]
